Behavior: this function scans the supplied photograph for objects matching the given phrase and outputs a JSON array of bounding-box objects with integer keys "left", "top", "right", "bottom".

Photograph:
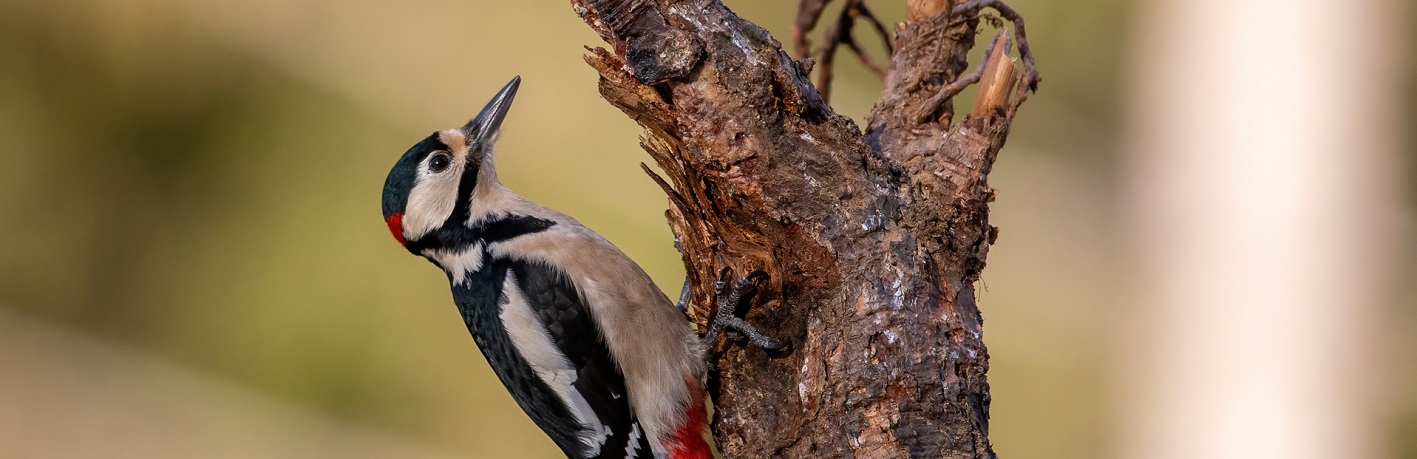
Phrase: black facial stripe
[
  {"left": 477, "top": 215, "right": 558, "bottom": 244},
  {"left": 444, "top": 145, "right": 482, "bottom": 233},
  {"left": 404, "top": 214, "right": 557, "bottom": 254}
]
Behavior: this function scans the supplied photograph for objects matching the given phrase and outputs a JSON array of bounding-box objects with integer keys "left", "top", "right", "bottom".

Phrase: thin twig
[
  {"left": 844, "top": 39, "right": 887, "bottom": 78},
  {"left": 796, "top": 0, "right": 894, "bottom": 103},
  {"left": 792, "top": 0, "right": 833, "bottom": 59},
  {"left": 916, "top": 0, "right": 1043, "bottom": 122},
  {"left": 917, "top": 29, "right": 1007, "bottom": 123},
  {"left": 843, "top": 0, "right": 891, "bottom": 77},
  {"left": 951, "top": 0, "right": 1042, "bottom": 115},
  {"left": 855, "top": 1, "right": 893, "bottom": 57},
  {"left": 813, "top": 2, "right": 849, "bottom": 102}
]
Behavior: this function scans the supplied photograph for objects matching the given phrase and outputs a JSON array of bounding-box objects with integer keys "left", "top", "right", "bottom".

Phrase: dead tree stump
[{"left": 571, "top": 0, "right": 1040, "bottom": 456}]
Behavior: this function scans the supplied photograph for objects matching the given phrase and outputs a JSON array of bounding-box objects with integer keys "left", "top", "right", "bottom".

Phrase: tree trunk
[{"left": 570, "top": 0, "right": 1039, "bottom": 457}]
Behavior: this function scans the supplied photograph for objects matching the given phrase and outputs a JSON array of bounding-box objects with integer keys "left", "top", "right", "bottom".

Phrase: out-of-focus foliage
[{"left": 0, "top": 0, "right": 1409, "bottom": 458}]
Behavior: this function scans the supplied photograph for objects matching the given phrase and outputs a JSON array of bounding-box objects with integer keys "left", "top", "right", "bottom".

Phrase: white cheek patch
[{"left": 402, "top": 132, "right": 471, "bottom": 241}]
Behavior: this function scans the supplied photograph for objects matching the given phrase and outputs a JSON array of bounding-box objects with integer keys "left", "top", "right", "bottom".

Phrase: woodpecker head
[{"left": 382, "top": 76, "right": 519, "bottom": 254}]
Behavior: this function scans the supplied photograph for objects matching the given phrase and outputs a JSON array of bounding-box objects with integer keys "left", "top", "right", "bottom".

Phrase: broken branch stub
[{"left": 973, "top": 29, "right": 1018, "bottom": 116}]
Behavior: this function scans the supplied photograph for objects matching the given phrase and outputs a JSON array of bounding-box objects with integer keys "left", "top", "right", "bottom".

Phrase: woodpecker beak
[{"left": 462, "top": 76, "right": 520, "bottom": 143}]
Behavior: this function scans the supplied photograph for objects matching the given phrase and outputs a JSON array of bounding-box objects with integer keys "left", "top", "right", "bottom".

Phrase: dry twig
[
  {"left": 794, "top": 0, "right": 894, "bottom": 102},
  {"left": 950, "top": 0, "right": 1042, "bottom": 115}
]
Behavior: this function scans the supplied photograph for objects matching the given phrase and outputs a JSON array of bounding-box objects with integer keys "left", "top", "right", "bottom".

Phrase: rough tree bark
[{"left": 570, "top": 0, "right": 1039, "bottom": 457}]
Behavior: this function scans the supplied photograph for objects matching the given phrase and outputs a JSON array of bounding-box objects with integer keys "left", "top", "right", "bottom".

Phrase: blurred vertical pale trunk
[{"left": 1120, "top": 0, "right": 1408, "bottom": 458}]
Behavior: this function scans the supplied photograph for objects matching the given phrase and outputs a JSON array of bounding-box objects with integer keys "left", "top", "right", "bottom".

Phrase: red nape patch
[
  {"left": 666, "top": 374, "right": 714, "bottom": 459},
  {"left": 386, "top": 213, "right": 406, "bottom": 247}
]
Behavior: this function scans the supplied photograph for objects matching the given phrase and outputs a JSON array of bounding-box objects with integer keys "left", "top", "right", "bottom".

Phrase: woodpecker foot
[{"left": 703, "top": 269, "right": 791, "bottom": 355}]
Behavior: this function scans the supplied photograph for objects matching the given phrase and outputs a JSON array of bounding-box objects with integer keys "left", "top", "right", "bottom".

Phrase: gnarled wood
[{"left": 571, "top": 0, "right": 1038, "bottom": 456}]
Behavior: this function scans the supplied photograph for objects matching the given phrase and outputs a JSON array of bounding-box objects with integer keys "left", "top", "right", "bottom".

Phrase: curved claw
[
  {"left": 704, "top": 269, "right": 791, "bottom": 357},
  {"left": 761, "top": 338, "right": 793, "bottom": 357}
]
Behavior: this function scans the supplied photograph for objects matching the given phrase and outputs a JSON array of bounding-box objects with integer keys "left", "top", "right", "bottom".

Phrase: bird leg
[
  {"left": 702, "top": 268, "right": 791, "bottom": 355},
  {"left": 673, "top": 236, "right": 692, "bottom": 314},
  {"left": 675, "top": 279, "right": 691, "bottom": 313}
]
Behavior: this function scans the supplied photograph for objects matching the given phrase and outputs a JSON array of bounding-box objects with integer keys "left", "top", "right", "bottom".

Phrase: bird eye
[{"left": 428, "top": 152, "right": 452, "bottom": 173}]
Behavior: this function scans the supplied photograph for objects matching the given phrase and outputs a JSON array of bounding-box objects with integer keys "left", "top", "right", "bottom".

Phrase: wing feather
[{"left": 507, "top": 259, "right": 650, "bottom": 459}]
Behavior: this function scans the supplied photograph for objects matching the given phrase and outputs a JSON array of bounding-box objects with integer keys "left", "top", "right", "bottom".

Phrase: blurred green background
[{"left": 0, "top": 0, "right": 1409, "bottom": 458}]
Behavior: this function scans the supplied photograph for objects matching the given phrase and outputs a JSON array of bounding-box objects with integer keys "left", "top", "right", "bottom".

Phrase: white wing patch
[
  {"left": 498, "top": 272, "right": 611, "bottom": 455},
  {"left": 624, "top": 423, "right": 643, "bottom": 459}
]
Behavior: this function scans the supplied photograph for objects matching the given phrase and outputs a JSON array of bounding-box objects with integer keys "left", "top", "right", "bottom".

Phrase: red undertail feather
[{"left": 665, "top": 374, "right": 713, "bottom": 459}]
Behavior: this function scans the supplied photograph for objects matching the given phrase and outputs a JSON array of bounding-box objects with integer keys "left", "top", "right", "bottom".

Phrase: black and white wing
[{"left": 499, "top": 258, "right": 653, "bottom": 459}]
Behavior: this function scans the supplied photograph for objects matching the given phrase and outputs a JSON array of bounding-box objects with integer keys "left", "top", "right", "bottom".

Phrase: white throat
[{"left": 422, "top": 242, "right": 485, "bottom": 286}]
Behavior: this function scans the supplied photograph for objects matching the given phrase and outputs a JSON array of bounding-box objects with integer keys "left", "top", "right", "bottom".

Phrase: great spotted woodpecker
[{"left": 380, "top": 77, "right": 784, "bottom": 459}]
